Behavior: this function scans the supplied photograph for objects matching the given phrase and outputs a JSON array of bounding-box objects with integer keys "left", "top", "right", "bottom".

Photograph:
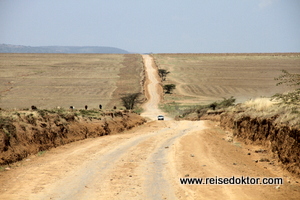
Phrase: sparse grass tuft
[
  {"left": 78, "top": 109, "right": 103, "bottom": 120},
  {"left": 37, "top": 150, "right": 47, "bottom": 156},
  {"left": 133, "top": 107, "right": 144, "bottom": 115}
]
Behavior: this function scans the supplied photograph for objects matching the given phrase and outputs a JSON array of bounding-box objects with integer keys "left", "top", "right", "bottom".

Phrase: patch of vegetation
[
  {"left": 178, "top": 96, "right": 236, "bottom": 119},
  {"left": 24, "top": 113, "right": 37, "bottom": 125},
  {"left": 37, "top": 150, "right": 47, "bottom": 156},
  {"left": 2, "top": 127, "right": 11, "bottom": 137},
  {"left": 13, "top": 112, "right": 21, "bottom": 117},
  {"left": 272, "top": 89, "right": 300, "bottom": 105},
  {"left": 35, "top": 109, "right": 77, "bottom": 122},
  {"left": 210, "top": 96, "right": 236, "bottom": 109},
  {"left": 37, "top": 108, "right": 78, "bottom": 121},
  {"left": 0, "top": 116, "right": 10, "bottom": 127},
  {"left": 79, "top": 109, "right": 98, "bottom": 115},
  {"left": 133, "top": 107, "right": 144, "bottom": 115},
  {"left": 179, "top": 104, "right": 209, "bottom": 118},
  {"left": 37, "top": 109, "right": 47, "bottom": 117},
  {"left": 160, "top": 97, "right": 236, "bottom": 119},
  {"left": 275, "top": 70, "right": 300, "bottom": 87},
  {"left": 78, "top": 109, "right": 102, "bottom": 120},
  {"left": 272, "top": 70, "right": 300, "bottom": 105},
  {"left": 159, "top": 102, "right": 190, "bottom": 117},
  {"left": 0, "top": 115, "right": 16, "bottom": 137}
]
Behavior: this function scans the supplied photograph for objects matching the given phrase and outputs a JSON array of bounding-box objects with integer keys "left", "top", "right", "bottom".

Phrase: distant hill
[{"left": 0, "top": 44, "right": 130, "bottom": 54}]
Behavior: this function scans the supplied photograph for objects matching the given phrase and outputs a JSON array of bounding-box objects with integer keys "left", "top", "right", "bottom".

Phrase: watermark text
[{"left": 180, "top": 176, "right": 283, "bottom": 185}]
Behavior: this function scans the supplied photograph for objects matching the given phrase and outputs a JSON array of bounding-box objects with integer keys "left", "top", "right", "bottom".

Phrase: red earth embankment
[
  {"left": 220, "top": 112, "right": 300, "bottom": 177},
  {"left": 0, "top": 110, "right": 146, "bottom": 165}
]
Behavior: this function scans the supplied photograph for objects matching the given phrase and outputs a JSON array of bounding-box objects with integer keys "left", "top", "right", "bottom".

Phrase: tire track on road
[
  {"left": 144, "top": 125, "right": 193, "bottom": 199},
  {"left": 31, "top": 127, "right": 166, "bottom": 200}
]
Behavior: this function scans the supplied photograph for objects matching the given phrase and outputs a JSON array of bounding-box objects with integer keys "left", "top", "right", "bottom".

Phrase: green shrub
[{"left": 218, "top": 96, "right": 236, "bottom": 108}]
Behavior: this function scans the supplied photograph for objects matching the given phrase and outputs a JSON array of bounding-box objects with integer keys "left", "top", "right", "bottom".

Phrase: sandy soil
[{"left": 0, "top": 55, "right": 299, "bottom": 199}]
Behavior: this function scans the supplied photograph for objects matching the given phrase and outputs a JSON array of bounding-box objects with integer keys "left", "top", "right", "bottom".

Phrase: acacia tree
[
  {"left": 272, "top": 70, "right": 300, "bottom": 104},
  {"left": 120, "top": 93, "right": 141, "bottom": 110},
  {"left": 158, "top": 69, "right": 170, "bottom": 81},
  {"left": 163, "top": 84, "right": 176, "bottom": 94}
]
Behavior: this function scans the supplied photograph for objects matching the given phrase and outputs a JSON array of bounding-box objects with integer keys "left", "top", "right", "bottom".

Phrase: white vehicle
[{"left": 157, "top": 115, "right": 164, "bottom": 120}]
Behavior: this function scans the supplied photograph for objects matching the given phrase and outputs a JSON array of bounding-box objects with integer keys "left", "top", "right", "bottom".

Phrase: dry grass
[
  {"left": 230, "top": 97, "right": 300, "bottom": 127},
  {"left": 0, "top": 54, "right": 144, "bottom": 110},
  {"left": 242, "top": 98, "right": 277, "bottom": 112}
]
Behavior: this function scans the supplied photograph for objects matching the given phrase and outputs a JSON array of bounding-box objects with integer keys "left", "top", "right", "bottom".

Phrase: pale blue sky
[{"left": 0, "top": 0, "right": 299, "bottom": 53}]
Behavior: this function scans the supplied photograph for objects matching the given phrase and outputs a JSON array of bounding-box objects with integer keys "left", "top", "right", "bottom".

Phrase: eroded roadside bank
[
  {"left": 0, "top": 109, "right": 146, "bottom": 165},
  {"left": 220, "top": 112, "right": 300, "bottom": 177}
]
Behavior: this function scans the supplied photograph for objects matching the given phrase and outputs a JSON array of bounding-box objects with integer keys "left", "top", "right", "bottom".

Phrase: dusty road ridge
[{"left": 0, "top": 55, "right": 299, "bottom": 199}]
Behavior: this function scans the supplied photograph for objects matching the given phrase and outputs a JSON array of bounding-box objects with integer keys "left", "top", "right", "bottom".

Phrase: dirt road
[
  {"left": 140, "top": 55, "right": 167, "bottom": 121},
  {"left": 0, "top": 55, "right": 300, "bottom": 199}
]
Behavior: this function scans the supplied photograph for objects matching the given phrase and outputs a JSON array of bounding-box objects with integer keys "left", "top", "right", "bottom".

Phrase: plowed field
[
  {"left": 153, "top": 53, "right": 300, "bottom": 104},
  {"left": 0, "top": 54, "right": 144, "bottom": 110}
]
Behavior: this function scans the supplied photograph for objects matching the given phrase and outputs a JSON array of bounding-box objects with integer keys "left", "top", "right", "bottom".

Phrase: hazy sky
[{"left": 1, "top": 0, "right": 299, "bottom": 53}]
